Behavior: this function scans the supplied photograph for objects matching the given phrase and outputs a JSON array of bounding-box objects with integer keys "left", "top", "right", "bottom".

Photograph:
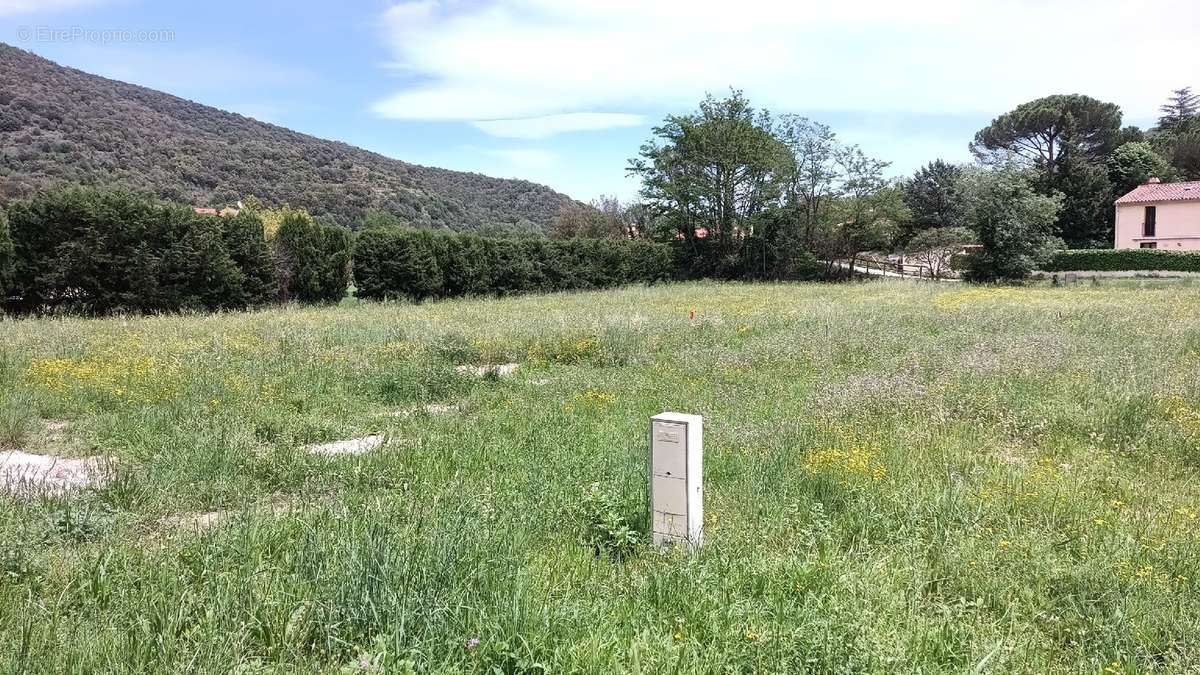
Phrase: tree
[
  {"left": 354, "top": 227, "right": 444, "bottom": 302},
  {"left": 969, "top": 94, "right": 1122, "bottom": 177},
  {"left": 776, "top": 116, "right": 840, "bottom": 246},
  {"left": 273, "top": 212, "right": 353, "bottom": 303},
  {"left": 905, "top": 227, "right": 977, "bottom": 279},
  {"left": 1157, "top": 87, "right": 1199, "bottom": 133},
  {"left": 1106, "top": 142, "right": 1176, "bottom": 197},
  {"left": 549, "top": 200, "right": 624, "bottom": 240},
  {"left": 362, "top": 209, "right": 409, "bottom": 230},
  {"left": 1171, "top": 127, "right": 1200, "bottom": 180},
  {"left": 475, "top": 219, "right": 545, "bottom": 239},
  {"left": 220, "top": 211, "right": 279, "bottom": 306},
  {"left": 902, "top": 160, "right": 965, "bottom": 237},
  {"left": 0, "top": 208, "right": 13, "bottom": 298},
  {"left": 629, "top": 90, "right": 791, "bottom": 254},
  {"left": 811, "top": 149, "right": 908, "bottom": 277},
  {"left": 959, "top": 166, "right": 1064, "bottom": 283},
  {"left": 1054, "top": 155, "right": 1113, "bottom": 249},
  {"left": 4, "top": 189, "right": 276, "bottom": 314}
]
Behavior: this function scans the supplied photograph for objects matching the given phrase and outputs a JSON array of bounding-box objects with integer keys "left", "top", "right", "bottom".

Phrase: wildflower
[
  {"left": 465, "top": 637, "right": 480, "bottom": 650},
  {"left": 998, "top": 540, "right": 1011, "bottom": 549},
  {"left": 744, "top": 629, "right": 759, "bottom": 642}
]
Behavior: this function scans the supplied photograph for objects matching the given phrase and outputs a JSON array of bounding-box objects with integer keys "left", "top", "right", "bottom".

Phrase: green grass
[{"left": 2, "top": 279, "right": 1200, "bottom": 673}]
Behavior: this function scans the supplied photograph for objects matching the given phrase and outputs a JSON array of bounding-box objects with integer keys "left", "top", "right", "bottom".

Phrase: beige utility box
[{"left": 650, "top": 412, "right": 703, "bottom": 547}]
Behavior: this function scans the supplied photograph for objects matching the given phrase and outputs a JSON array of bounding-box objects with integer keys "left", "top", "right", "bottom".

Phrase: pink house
[{"left": 1114, "top": 178, "right": 1200, "bottom": 250}]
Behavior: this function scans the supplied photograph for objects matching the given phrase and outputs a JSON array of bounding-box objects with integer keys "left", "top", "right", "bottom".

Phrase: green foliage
[
  {"left": 0, "top": 44, "right": 574, "bottom": 230},
  {"left": 970, "top": 94, "right": 1123, "bottom": 171},
  {"left": 354, "top": 227, "right": 672, "bottom": 301},
  {"left": 905, "top": 226, "right": 977, "bottom": 279},
  {"left": 273, "top": 213, "right": 353, "bottom": 304},
  {"left": 630, "top": 90, "right": 791, "bottom": 252},
  {"left": 353, "top": 227, "right": 444, "bottom": 302},
  {"left": 1106, "top": 142, "right": 1176, "bottom": 197},
  {"left": 0, "top": 208, "right": 13, "bottom": 296},
  {"left": 1151, "top": 116, "right": 1200, "bottom": 181},
  {"left": 1156, "top": 87, "right": 1199, "bottom": 133},
  {"left": 969, "top": 95, "right": 1125, "bottom": 249},
  {"left": 902, "top": 160, "right": 965, "bottom": 236},
  {"left": 577, "top": 482, "right": 643, "bottom": 561},
  {"left": 959, "top": 167, "right": 1064, "bottom": 283},
  {"left": 220, "top": 212, "right": 279, "bottom": 306},
  {"left": 1053, "top": 156, "right": 1114, "bottom": 249},
  {"left": 4, "top": 188, "right": 279, "bottom": 314},
  {"left": 1043, "top": 249, "right": 1200, "bottom": 273}
]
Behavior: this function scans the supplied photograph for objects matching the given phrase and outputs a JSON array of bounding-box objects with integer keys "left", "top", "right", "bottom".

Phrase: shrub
[
  {"left": 273, "top": 212, "right": 353, "bottom": 303},
  {"left": 354, "top": 227, "right": 673, "bottom": 301},
  {"left": 577, "top": 482, "right": 643, "bottom": 560},
  {"left": 220, "top": 211, "right": 278, "bottom": 306},
  {"left": 354, "top": 227, "right": 443, "bottom": 302},
  {"left": 4, "top": 189, "right": 277, "bottom": 314},
  {"left": 1043, "top": 248, "right": 1200, "bottom": 273}
]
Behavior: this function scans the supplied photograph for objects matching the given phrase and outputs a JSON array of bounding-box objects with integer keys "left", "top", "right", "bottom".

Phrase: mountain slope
[{"left": 0, "top": 44, "right": 576, "bottom": 229}]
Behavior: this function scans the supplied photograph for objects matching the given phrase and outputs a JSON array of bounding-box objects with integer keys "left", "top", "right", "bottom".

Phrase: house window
[
  {"left": 1140, "top": 242, "right": 1157, "bottom": 249},
  {"left": 1144, "top": 206, "right": 1156, "bottom": 237}
]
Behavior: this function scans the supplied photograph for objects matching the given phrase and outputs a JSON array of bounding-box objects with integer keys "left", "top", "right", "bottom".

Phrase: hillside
[{"left": 0, "top": 43, "right": 576, "bottom": 229}]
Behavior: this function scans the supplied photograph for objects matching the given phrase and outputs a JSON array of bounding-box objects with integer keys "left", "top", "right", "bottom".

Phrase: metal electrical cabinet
[{"left": 649, "top": 412, "right": 703, "bottom": 547}]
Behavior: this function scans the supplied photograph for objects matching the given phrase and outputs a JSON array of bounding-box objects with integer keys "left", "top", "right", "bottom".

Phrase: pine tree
[{"left": 1157, "top": 87, "right": 1199, "bottom": 132}]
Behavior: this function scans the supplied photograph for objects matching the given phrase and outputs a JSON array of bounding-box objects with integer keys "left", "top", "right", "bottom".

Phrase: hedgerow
[
  {"left": 1043, "top": 249, "right": 1200, "bottom": 272},
  {"left": 4, "top": 189, "right": 281, "bottom": 314},
  {"left": 354, "top": 227, "right": 673, "bottom": 302},
  {"left": 272, "top": 211, "right": 353, "bottom": 304}
]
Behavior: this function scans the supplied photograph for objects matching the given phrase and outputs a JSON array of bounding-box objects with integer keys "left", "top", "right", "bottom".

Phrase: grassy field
[{"left": 2, "top": 279, "right": 1200, "bottom": 673}]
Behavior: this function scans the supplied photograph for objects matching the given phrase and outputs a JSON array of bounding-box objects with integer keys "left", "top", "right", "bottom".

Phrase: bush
[
  {"left": 220, "top": 212, "right": 278, "bottom": 306},
  {"left": 354, "top": 227, "right": 673, "bottom": 302},
  {"left": 353, "top": 227, "right": 443, "bottom": 302},
  {"left": 1043, "top": 248, "right": 1200, "bottom": 273},
  {"left": 4, "top": 189, "right": 279, "bottom": 314},
  {"left": 273, "top": 212, "right": 353, "bottom": 303}
]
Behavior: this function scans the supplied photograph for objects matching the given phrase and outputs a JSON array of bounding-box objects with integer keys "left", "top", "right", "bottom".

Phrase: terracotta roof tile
[{"left": 1115, "top": 180, "right": 1200, "bottom": 205}]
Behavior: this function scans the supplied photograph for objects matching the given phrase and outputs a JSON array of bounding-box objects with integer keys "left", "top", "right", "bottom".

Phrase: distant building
[{"left": 1114, "top": 178, "right": 1200, "bottom": 250}]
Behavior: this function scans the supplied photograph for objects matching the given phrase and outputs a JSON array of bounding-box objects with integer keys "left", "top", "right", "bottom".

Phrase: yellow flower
[{"left": 998, "top": 540, "right": 1011, "bottom": 549}]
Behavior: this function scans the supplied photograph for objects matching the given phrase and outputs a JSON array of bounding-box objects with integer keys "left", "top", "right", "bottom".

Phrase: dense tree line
[
  {"left": 0, "top": 189, "right": 351, "bottom": 314},
  {"left": 354, "top": 227, "right": 672, "bottom": 302},
  {"left": 0, "top": 44, "right": 576, "bottom": 231},
  {"left": 607, "top": 86, "right": 1198, "bottom": 284},
  {"left": 623, "top": 91, "right": 906, "bottom": 280}
]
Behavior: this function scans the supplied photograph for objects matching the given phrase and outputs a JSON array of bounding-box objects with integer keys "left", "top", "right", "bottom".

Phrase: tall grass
[{"left": 2, "top": 279, "right": 1200, "bottom": 672}]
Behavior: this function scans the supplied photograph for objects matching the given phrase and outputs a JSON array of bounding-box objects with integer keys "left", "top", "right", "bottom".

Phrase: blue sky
[{"left": 1, "top": 0, "right": 1196, "bottom": 202}]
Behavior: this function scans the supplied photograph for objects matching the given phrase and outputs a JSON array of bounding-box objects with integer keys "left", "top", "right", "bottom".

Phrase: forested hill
[{"left": 0, "top": 43, "right": 577, "bottom": 229}]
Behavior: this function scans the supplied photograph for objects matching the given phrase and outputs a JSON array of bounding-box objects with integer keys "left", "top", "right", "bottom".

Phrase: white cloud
[
  {"left": 0, "top": 0, "right": 105, "bottom": 16},
  {"left": 374, "top": 0, "right": 1199, "bottom": 125},
  {"left": 471, "top": 112, "right": 644, "bottom": 138}
]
